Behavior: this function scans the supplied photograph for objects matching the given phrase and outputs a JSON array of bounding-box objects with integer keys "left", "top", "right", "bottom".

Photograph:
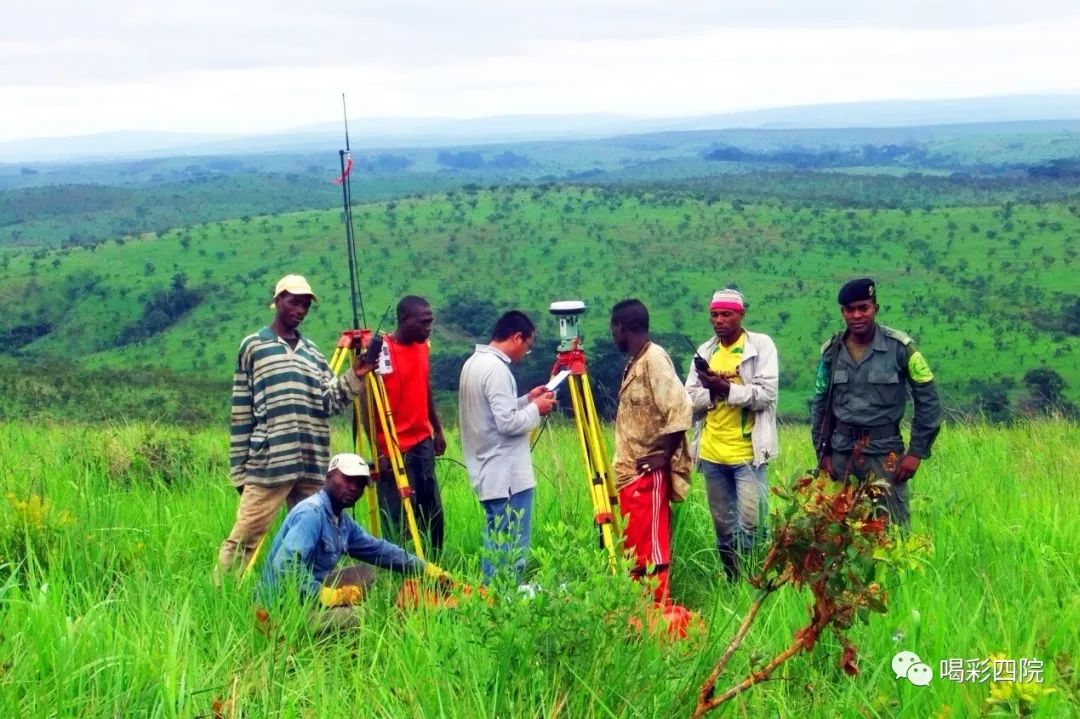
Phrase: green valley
[{"left": 1, "top": 183, "right": 1076, "bottom": 420}]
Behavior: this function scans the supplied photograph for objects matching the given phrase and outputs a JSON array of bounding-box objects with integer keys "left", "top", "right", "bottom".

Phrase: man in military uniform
[{"left": 809, "top": 278, "right": 942, "bottom": 527}]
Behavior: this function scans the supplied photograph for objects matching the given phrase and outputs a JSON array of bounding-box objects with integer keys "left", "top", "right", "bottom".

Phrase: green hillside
[
  {"left": 0, "top": 172, "right": 475, "bottom": 250},
  {"left": 1, "top": 185, "right": 1076, "bottom": 417},
  {"left": 4, "top": 120, "right": 1080, "bottom": 253}
]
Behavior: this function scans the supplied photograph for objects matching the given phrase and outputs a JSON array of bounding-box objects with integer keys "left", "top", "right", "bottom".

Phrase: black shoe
[{"left": 719, "top": 546, "right": 740, "bottom": 582}]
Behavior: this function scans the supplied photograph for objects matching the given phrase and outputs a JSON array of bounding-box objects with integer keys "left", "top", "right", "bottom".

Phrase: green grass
[{"left": 1, "top": 419, "right": 1076, "bottom": 717}]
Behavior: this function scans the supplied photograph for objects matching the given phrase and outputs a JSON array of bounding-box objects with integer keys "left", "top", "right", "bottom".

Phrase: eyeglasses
[{"left": 519, "top": 334, "right": 534, "bottom": 356}]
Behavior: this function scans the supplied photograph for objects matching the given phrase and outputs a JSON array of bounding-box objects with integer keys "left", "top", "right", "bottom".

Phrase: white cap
[
  {"left": 270, "top": 274, "right": 318, "bottom": 308},
  {"left": 327, "top": 453, "right": 370, "bottom": 478}
]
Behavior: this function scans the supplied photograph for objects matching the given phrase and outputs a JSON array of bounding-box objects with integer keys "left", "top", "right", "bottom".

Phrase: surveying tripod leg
[
  {"left": 567, "top": 375, "right": 618, "bottom": 571},
  {"left": 240, "top": 534, "right": 267, "bottom": 582},
  {"left": 579, "top": 371, "right": 621, "bottom": 537},
  {"left": 355, "top": 394, "right": 381, "bottom": 537},
  {"left": 362, "top": 385, "right": 381, "bottom": 537},
  {"left": 329, "top": 346, "right": 347, "bottom": 375},
  {"left": 329, "top": 344, "right": 381, "bottom": 537},
  {"left": 366, "top": 373, "right": 426, "bottom": 561}
]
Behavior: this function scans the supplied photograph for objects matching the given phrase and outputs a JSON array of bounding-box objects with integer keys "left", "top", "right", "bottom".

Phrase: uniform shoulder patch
[
  {"left": 882, "top": 325, "right": 914, "bottom": 346},
  {"left": 907, "top": 350, "right": 934, "bottom": 384}
]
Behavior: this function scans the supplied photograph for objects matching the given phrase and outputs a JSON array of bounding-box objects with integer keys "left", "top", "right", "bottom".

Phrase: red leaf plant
[{"left": 692, "top": 470, "right": 929, "bottom": 717}]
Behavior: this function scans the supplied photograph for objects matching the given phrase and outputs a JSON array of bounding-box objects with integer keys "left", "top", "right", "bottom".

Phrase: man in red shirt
[{"left": 374, "top": 296, "right": 447, "bottom": 555}]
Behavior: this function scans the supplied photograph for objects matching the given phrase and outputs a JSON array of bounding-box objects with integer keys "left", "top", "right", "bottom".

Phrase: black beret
[{"left": 838, "top": 278, "right": 876, "bottom": 305}]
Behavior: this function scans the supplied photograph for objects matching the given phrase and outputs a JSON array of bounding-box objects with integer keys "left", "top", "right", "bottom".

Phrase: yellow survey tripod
[
  {"left": 548, "top": 301, "right": 621, "bottom": 571},
  {"left": 328, "top": 329, "right": 427, "bottom": 561}
]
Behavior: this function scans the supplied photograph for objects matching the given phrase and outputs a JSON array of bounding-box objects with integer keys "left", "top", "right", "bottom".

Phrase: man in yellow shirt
[{"left": 685, "top": 289, "right": 779, "bottom": 581}]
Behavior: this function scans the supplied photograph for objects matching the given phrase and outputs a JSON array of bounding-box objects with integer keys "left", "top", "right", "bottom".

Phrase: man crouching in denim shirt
[{"left": 261, "top": 453, "right": 450, "bottom": 630}]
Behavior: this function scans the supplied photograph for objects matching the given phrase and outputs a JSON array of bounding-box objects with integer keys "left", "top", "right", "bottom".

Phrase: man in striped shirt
[{"left": 217, "top": 275, "right": 375, "bottom": 576}]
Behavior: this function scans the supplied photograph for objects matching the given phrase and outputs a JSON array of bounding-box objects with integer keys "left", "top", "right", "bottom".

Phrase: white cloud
[{"left": 1, "top": 2, "right": 1078, "bottom": 139}]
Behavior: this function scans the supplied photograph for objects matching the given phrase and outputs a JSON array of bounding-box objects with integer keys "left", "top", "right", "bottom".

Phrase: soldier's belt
[{"left": 833, "top": 420, "right": 901, "bottom": 441}]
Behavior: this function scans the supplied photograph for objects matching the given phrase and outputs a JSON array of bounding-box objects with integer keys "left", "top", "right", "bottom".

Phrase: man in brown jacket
[{"left": 610, "top": 299, "right": 693, "bottom": 605}]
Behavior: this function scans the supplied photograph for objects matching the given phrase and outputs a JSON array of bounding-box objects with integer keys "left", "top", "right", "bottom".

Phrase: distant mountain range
[{"left": 3, "top": 92, "right": 1080, "bottom": 164}]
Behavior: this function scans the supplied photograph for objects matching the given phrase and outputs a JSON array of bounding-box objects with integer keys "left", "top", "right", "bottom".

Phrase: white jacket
[{"left": 684, "top": 330, "right": 779, "bottom": 468}]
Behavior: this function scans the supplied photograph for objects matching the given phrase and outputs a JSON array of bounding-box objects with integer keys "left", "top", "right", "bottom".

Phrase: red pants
[{"left": 619, "top": 468, "right": 672, "bottom": 604}]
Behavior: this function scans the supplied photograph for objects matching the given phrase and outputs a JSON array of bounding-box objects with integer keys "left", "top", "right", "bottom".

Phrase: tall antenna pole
[
  {"left": 337, "top": 93, "right": 366, "bottom": 329},
  {"left": 342, "top": 93, "right": 351, "bottom": 152}
]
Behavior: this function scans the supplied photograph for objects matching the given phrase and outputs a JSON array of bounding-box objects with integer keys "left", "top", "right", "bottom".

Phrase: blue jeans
[
  {"left": 700, "top": 459, "right": 768, "bottom": 554},
  {"left": 480, "top": 488, "right": 534, "bottom": 584}
]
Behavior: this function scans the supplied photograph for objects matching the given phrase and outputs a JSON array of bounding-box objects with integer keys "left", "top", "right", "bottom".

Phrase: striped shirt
[{"left": 230, "top": 327, "right": 364, "bottom": 487}]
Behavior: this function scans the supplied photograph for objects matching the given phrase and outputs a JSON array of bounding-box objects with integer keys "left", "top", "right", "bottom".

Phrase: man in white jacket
[
  {"left": 458, "top": 310, "right": 557, "bottom": 584},
  {"left": 684, "top": 289, "right": 779, "bottom": 581}
]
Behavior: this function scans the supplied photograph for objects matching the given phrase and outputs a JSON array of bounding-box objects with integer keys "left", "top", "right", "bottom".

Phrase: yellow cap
[{"left": 270, "top": 274, "right": 318, "bottom": 308}]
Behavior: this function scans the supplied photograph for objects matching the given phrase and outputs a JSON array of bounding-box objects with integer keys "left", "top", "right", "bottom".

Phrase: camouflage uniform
[{"left": 809, "top": 324, "right": 942, "bottom": 527}]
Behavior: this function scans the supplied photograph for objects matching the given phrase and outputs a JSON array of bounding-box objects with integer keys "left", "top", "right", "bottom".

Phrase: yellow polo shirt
[{"left": 699, "top": 334, "right": 754, "bottom": 464}]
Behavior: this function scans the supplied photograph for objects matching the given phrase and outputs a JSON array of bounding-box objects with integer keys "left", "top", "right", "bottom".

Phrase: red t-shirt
[{"left": 376, "top": 335, "right": 433, "bottom": 454}]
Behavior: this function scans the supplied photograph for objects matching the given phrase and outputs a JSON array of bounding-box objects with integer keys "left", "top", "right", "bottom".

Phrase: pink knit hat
[{"left": 710, "top": 289, "right": 745, "bottom": 312}]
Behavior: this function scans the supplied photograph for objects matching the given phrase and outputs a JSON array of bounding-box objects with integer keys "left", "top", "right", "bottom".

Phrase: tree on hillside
[
  {"left": 970, "top": 379, "right": 1013, "bottom": 423},
  {"left": 441, "top": 294, "right": 502, "bottom": 340},
  {"left": 116, "top": 274, "right": 204, "bottom": 347},
  {"left": 1020, "top": 367, "right": 1076, "bottom": 417},
  {"left": 490, "top": 151, "right": 530, "bottom": 170},
  {"left": 428, "top": 352, "right": 473, "bottom": 392},
  {"left": 437, "top": 151, "right": 485, "bottom": 170},
  {"left": 1063, "top": 297, "right": 1080, "bottom": 336}
]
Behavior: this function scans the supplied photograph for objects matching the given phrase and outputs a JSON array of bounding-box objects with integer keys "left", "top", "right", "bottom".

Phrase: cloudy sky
[{"left": 2, "top": 1, "right": 1079, "bottom": 141}]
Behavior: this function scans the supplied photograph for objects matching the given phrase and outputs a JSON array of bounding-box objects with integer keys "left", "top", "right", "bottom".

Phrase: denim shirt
[{"left": 260, "top": 489, "right": 424, "bottom": 600}]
